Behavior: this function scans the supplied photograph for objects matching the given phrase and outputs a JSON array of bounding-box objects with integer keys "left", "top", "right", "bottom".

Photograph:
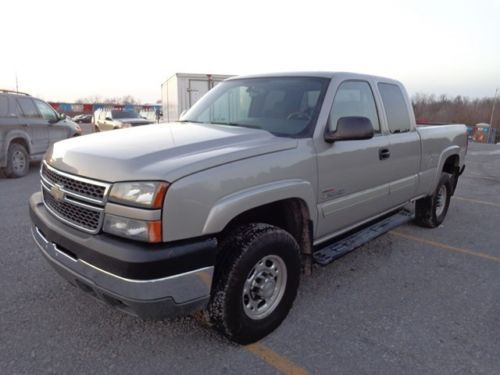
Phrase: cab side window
[
  {"left": 329, "top": 81, "right": 380, "bottom": 132},
  {"left": 0, "top": 95, "right": 8, "bottom": 116},
  {"left": 17, "top": 98, "right": 41, "bottom": 119},
  {"left": 378, "top": 83, "right": 411, "bottom": 133},
  {"left": 34, "top": 99, "right": 58, "bottom": 122}
]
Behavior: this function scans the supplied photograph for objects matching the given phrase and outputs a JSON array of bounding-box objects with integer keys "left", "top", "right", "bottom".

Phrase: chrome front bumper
[{"left": 32, "top": 225, "right": 213, "bottom": 318}]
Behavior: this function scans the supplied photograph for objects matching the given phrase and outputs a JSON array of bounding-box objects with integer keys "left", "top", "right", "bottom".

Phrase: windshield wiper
[
  {"left": 209, "top": 121, "right": 261, "bottom": 130},
  {"left": 178, "top": 119, "right": 204, "bottom": 123}
]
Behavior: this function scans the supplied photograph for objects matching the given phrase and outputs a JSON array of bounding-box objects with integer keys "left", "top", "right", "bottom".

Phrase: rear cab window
[{"left": 377, "top": 83, "right": 412, "bottom": 133}]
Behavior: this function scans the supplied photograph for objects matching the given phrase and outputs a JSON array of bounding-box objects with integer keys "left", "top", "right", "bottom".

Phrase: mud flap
[{"left": 313, "top": 210, "right": 412, "bottom": 266}]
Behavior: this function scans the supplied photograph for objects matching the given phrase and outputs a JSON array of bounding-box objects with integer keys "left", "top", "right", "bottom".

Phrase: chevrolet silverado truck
[{"left": 29, "top": 72, "right": 467, "bottom": 344}]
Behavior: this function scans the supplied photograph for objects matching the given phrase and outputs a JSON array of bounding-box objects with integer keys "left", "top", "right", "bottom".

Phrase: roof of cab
[{"left": 226, "top": 71, "right": 402, "bottom": 85}]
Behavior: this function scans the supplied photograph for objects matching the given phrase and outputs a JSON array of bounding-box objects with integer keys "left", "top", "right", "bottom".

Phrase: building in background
[{"left": 161, "top": 73, "right": 234, "bottom": 122}]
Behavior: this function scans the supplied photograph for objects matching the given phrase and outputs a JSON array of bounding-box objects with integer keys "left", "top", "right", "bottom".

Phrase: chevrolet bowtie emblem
[{"left": 50, "top": 184, "right": 65, "bottom": 202}]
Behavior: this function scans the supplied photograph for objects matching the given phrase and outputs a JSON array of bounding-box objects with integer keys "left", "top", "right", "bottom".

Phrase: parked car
[
  {"left": 72, "top": 114, "right": 93, "bottom": 124},
  {"left": 0, "top": 89, "right": 81, "bottom": 178},
  {"left": 93, "top": 109, "right": 153, "bottom": 132},
  {"left": 30, "top": 72, "right": 467, "bottom": 343}
]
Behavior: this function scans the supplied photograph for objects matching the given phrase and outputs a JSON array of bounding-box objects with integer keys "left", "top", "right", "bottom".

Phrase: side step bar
[{"left": 313, "top": 210, "right": 412, "bottom": 266}]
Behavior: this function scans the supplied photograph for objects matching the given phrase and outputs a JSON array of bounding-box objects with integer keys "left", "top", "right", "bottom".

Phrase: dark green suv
[{"left": 0, "top": 90, "right": 81, "bottom": 178}]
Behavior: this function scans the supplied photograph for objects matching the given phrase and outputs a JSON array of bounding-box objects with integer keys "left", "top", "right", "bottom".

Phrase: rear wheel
[
  {"left": 415, "top": 173, "right": 452, "bottom": 228},
  {"left": 3, "top": 143, "right": 29, "bottom": 178},
  {"left": 207, "top": 224, "right": 301, "bottom": 344}
]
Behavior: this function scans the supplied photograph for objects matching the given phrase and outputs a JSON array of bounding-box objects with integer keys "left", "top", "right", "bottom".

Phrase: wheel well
[
  {"left": 9, "top": 137, "right": 30, "bottom": 153},
  {"left": 442, "top": 154, "right": 459, "bottom": 174},
  {"left": 442, "top": 154, "right": 460, "bottom": 194},
  {"left": 221, "top": 198, "right": 313, "bottom": 255}
]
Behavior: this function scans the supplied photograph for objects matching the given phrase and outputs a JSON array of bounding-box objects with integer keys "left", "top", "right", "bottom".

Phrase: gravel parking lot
[{"left": 1, "top": 142, "right": 499, "bottom": 375}]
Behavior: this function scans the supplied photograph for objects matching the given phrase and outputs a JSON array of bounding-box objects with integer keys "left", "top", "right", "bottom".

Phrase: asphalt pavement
[{"left": 1, "top": 142, "right": 499, "bottom": 374}]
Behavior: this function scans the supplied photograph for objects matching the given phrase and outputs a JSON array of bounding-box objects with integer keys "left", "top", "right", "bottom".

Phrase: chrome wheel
[
  {"left": 242, "top": 255, "right": 287, "bottom": 320},
  {"left": 435, "top": 185, "right": 447, "bottom": 217},
  {"left": 12, "top": 150, "right": 26, "bottom": 172}
]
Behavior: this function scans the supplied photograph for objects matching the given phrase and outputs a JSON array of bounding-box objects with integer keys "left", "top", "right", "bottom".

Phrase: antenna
[{"left": 15, "top": 73, "right": 19, "bottom": 93}]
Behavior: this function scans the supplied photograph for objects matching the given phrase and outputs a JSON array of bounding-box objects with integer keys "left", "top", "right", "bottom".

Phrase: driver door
[{"left": 315, "top": 80, "right": 393, "bottom": 238}]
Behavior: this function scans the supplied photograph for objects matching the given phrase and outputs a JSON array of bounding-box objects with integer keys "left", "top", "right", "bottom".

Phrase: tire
[
  {"left": 3, "top": 143, "right": 29, "bottom": 178},
  {"left": 207, "top": 223, "right": 301, "bottom": 344},
  {"left": 415, "top": 172, "right": 453, "bottom": 228}
]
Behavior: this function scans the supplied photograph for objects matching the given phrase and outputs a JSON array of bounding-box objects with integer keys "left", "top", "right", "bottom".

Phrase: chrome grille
[
  {"left": 40, "top": 162, "right": 110, "bottom": 233},
  {"left": 41, "top": 163, "right": 107, "bottom": 202},
  {"left": 43, "top": 189, "right": 102, "bottom": 232}
]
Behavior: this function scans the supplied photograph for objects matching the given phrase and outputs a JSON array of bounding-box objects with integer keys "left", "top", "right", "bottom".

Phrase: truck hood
[{"left": 46, "top": 122, "right": 298, "bottom": 182}]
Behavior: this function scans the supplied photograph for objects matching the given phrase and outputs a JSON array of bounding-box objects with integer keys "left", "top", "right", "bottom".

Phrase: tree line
[
  {"left": 412, "top": 94, "right": 498, "bottom": 128},
  {"left": 75, "top": 95, "right": 142, "bottom": 105}
]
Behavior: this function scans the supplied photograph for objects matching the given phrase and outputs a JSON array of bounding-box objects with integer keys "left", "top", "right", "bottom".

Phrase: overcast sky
[{"left": 1, "top": 0, "right": 499, "bottom": 103}]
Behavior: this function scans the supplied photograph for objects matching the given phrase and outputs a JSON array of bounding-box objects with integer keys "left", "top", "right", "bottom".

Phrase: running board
[{"left": 312, "top": 210, "right": 412, "bottom": 266}]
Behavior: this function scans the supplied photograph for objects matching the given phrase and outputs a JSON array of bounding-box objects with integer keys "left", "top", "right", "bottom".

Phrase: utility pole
[{"left": 489, "top": 88, "right": 498, "bottom": 143}]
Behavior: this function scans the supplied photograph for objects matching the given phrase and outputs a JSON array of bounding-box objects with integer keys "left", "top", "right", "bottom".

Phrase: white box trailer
[{"left": 161, "top": 73, "right": 234, "bottom": 122}]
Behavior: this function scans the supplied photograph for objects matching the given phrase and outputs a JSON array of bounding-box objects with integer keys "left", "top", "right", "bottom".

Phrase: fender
[
  {"left": 1, "top": 129, "right": 32, "bottom": 167},
  {"left": 202, "top": 179, "right": 317, "bottom": 235},
  {"left": 433, "top": 145, "right": 460, "bottom": 191}
]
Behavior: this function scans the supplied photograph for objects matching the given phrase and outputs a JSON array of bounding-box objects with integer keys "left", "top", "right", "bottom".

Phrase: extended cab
[{"left": 29, "top": 72, "right": 467, "bottom": 343}]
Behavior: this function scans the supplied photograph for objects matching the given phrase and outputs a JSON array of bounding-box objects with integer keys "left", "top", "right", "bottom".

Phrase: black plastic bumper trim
[{"left": 30, "top": 192, "right": 217, "bottom": 280}]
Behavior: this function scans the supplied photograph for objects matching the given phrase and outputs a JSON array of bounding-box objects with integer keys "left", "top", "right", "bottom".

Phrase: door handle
[{"left": 379, "top": 148, "right": 391, "bottom": 160}]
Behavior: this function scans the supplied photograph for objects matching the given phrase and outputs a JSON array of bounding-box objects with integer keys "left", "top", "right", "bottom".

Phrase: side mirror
[
  {"left": 325, "top": 116, "right": 374, "bottom": 143},
  {"left": 179, "top": 109, "right": 187, "bottom": 119},
  {"left": 58, "top": 113, "right": 67, "bottom": 120}
]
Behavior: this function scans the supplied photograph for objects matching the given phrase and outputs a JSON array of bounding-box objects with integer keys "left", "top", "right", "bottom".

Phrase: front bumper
[{"left": 30, "top": 191, "right": 217, "bottom": 319}]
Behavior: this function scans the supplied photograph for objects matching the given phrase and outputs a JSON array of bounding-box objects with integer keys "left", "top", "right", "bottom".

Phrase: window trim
[{"left": 326, "top": 79, "right": 382, "bottom": 135}]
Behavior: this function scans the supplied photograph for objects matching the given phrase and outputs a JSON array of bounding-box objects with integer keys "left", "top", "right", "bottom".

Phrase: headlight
[
  {"left": 109, "top": 181, "right": 168, "bottom": 208},
  {"left": 103, "top": 214, "right": 162, "bottom": 243}
]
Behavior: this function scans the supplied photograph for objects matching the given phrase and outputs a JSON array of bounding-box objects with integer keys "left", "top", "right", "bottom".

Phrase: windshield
[
  {"left": 112, "top": 110, "right": 141, "bottom": 119},
  {"left": 181, "top": 77, "right": 329, "bottom": 137}
]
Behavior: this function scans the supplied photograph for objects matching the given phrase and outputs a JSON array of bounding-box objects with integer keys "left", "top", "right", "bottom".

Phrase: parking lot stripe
[
  {"left": 454, "top": 196, "right": 500, "bottom": 208},
  {"left": 245, "top": 343, "right": 310, "bottom": 375},
  {"left": 390, "top": 231, "right": 500, "bottom": 263}
]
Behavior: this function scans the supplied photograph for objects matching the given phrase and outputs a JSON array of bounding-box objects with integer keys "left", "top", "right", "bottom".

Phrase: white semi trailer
[{"left": 161, "top": 73, "right": 234, "bottom": 122}]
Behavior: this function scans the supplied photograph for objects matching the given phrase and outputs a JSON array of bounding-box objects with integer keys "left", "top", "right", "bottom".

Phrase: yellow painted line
[
  {"left": 390, "top": 231, "right": 500, "bottom": 263},
  {"left": 454, "top": 196, "right": 500, "bottom": 208},
  {"left": 245, "top": 343, "right": 310, "bottom": 375}
]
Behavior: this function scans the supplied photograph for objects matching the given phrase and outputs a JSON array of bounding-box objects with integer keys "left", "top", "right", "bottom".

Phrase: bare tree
[
  {"left": 412, "top": 93, "right": 500, "bottom": 131},
  {"left": 75, "top": 95, "right": 142, "bottom": 105}
]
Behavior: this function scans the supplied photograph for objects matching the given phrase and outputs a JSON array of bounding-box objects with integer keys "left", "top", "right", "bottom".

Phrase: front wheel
[
  {"left": 207, "top": 224, "right": 301, "bottom": 344},
  {"left": 415, "top": 172, "right": 453, "bottom": 228},
  {"left": 3, "top": 143, "right": 29, "bottom": 178}
]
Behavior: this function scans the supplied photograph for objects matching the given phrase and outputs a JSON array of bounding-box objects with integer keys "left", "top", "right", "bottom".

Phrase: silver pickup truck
[{"left": 29, "top": 72, "right": 467, "bottom": 343}]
